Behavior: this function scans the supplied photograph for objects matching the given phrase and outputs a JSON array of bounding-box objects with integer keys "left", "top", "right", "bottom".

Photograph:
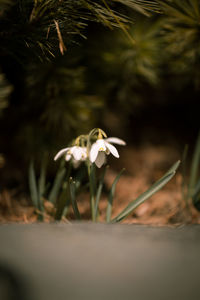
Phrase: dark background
[{"left": 0, "top": 0, "right": 200, "bottom": 189}]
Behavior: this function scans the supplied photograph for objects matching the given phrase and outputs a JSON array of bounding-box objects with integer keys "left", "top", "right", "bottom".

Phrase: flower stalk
[{"left": 87, "top": 162, "right": 96, "bottom": 221}]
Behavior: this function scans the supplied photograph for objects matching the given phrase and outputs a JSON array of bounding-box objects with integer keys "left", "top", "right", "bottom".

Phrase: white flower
[
  {"left": 54, "top": 146, "right": 87, "bottom": 167},
  {"left": 89, "top": 137, "right": 126, "bottom": 168}
]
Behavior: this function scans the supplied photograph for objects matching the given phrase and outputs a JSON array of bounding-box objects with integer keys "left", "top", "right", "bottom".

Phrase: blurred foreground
[{"left": 1, "top": 223, "right": 200, "bottom": 300}]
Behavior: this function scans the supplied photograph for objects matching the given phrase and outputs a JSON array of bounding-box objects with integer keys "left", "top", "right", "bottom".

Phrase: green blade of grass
[
  {"left": 106, "top": 168, "right": 125, "bottom": 223},
  {"left": 111, "top": 160, "right": 180, "bottom": 223},
  {"left": 192, "top": 178, "right": 200, "bottom": 209},
  {"left": 193, "top": 179, "right": 200, "bottom": 199},
  {"left": 164, "top": 160, "right": 181, "bottom": 176},
  {"left": 54, "top": 161, "right": 72, "bottom": 220},
  {"left": 91, "top": 163, "right": 97, "bottom": 194},
  {"left": 38, "top": 157, "right": 47, "bottom": 198},
  {"left": 181, "top": 144, "right": 189, "bottom": 202},
  {"left": 49, "top": 159, "right": 66, "bottom": 204},
  {"left": 61, "top": 195, "right": 71, "bottom": 218},
  {"left": 74, "top": 165, "right": 87, "bottom": 191},
  {"left": 188, "top": 131, "right": 200, "bottom": 198},
  {"left": 55, "top": 181, "right": 70, "bottom": 221},
  {"left": 69, "top": 178, "right": 81, "bottom": 220},
  {"left": 38, "top": 156, "right": 47, "bottom": 212},
  {"left": 28, "top": 160, "right": 39, "bottom": 209},
  {"left": 95, "top": 166, "right": 108, "bottom": 221},
  {"left": 88, "top": 163, "right": 96, "bottom": 221}
]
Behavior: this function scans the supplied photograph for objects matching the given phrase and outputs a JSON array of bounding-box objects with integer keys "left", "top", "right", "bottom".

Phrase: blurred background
[{"left": 0, "top": 0, "right": 200, "bottom": 223}]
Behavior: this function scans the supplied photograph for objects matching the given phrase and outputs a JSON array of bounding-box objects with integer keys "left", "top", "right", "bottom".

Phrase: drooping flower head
[
  {"left": 89, "top": 136, "right": 126, "bottom": 168},
  {"left": 54, "top": 129, "right": 126, "bottom": 168},
  {"left": 54, "top": 146, "right": 87, "bottom": 161},
  {"left": 54, "top": 135, "right": 88, "bottom": 168}
]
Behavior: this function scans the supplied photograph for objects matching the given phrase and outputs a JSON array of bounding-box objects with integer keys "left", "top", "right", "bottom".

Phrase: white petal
[
  {"left": 90, "top": 142, "right": 99, "bottom": 162},
  {"left": 54, "top": 147, "right": 69, "bottom": 161},
  {"left": 95, "top": 152, "right": 106, "bottom": 168},
  {"left": 105, "top": 142, "right": 119, "bottom": 158},
  {"left": 96, "top": 139, "right": 106, "bottom": 151},
  {"left": 105, "top": 137, "right": 126, "bottom": 145},
  {"left": 65, "top": 154, "right": 71, "bottom": 161},
  {"left": 72, "top": 147, "right": 82, "bottom": 161}
]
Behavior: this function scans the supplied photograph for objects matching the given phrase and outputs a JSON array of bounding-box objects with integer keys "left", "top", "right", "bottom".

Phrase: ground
[{"left": 0, "top": 144, "right": 200, "bottom": 224}]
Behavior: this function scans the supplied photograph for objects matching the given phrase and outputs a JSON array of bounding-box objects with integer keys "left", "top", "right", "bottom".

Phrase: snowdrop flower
[
  {"left": 89, "top": 137, "right": 126, "bottom": 168},
  {"left": 54, "top": 146, "right": 87, "bottom": 167}
]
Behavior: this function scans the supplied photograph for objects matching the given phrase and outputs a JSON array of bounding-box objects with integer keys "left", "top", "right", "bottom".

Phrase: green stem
[
  {"left": 95, "top": 166, "right": 108, "bottom": 221},
  {"left": 69, "top": 179, "right": 81, "bottom": 220},
  {"left": 87, "top": 162, "right": 96, "bottom": 221}
]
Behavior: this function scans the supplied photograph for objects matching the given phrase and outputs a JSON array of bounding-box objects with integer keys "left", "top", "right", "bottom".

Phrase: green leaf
[
  {"left": 164, "top": 160, "right": 181, "bottom": 176},
  {"left": 55, "top": 181, "right": 70, "bottom": 221},
  {"left": 69, "top": 178, "right": 81, "bottom": 220},
  {"left": 48, "top": 160, "right": 66, "bottom": 204},
  {"left": 111, "top": 160, "right": 180, "bottom": 223},
  {"left": 95, "top": 166, "right": 108, "bottom": 221},
  {"left": 90, "top": 163, "right": 97, "bottom": 194},
  {"left": 188, "top": 131, "right": 200, "bottom": 198},
  {"left": 88, "top": 163, "right": 96, "bottom": 221},
  {"left": 192, "top": 178, "right": 200, "bottom": 206},
  {"left": 115, "top": 0, "right": 161, "bottom": 16},
  {"left": 61, "top": 195, "right": 71, "bottom": 218},
  {"left": 181, "top": 144, "right": 189, "bottom": 202},
  {"left": 38, "top": 156, "right": 47, "bottom": 212},
  {"left": 106, "top": 168, "right": 125, "bottom": 223},
  {"left": 28, "top": 160, "right": 39, "bottom": 209}
]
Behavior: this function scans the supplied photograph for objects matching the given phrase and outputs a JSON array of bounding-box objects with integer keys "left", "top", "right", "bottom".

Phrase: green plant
[
  {"left": 29, "top": 128, "right": 180, "bottom": 222},
  {"left": 29, "top": 157, "right": 68, "bottom": 221},
  {"left": 181, "top": 131, "right": 200, "bottom": 210}
]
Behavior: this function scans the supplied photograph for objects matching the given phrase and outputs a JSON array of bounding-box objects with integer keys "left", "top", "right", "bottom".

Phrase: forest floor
[{"left": 1, "top": 144, "right": 200, "bottom": 224}]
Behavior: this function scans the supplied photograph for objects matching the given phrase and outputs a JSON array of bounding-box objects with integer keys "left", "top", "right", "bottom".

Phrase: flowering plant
[
  {"left": 29, "top": 128, "right": 180, "bottom": 222},
  {"left": 54, "top": 128, "right": 126, "bottom": 168},
  {"left": 53, "top": 128, "right": 126, "bottom": 221}
]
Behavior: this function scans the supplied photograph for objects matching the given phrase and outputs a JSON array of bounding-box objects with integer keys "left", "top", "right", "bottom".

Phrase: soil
[{"left": 1, "top": 144, "right": 200, "bottom": 224}]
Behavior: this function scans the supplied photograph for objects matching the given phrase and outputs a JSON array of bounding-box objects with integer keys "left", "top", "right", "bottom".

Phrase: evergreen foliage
[
  {"left": 0, "top": 0, "right": 200, "bottom": 185},
  {"left": 0, "top": 0, "right": 160, "bottom": 62},
  {"left": 0, "top": 0, "right": 160, "bottom": 161},
  {"left": 161, "top": 0, "right": 200, "bottom": 88}
]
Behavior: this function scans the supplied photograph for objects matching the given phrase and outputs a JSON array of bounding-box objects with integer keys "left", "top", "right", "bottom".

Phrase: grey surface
[{"left": 0, "top": 223, "right": 200, "bottom": 300}]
